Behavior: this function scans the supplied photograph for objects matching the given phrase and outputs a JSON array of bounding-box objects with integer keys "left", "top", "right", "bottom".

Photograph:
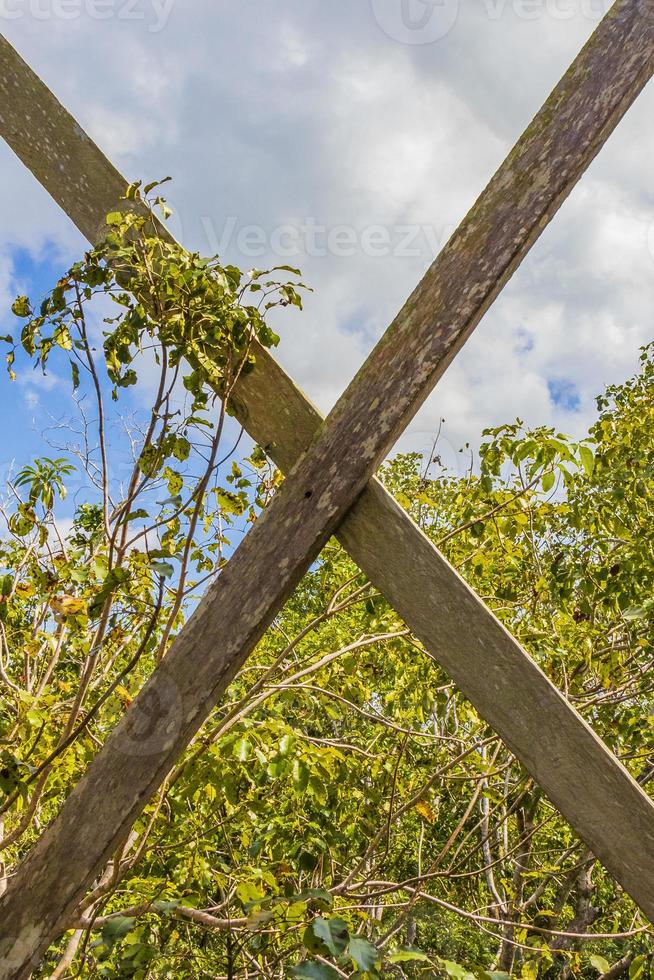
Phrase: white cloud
[
  {"left": 0, "top": 2, "right": 652, "bottom": 467},
  {"left": 0, "top": 248, "right": 14, "bottom": 313}
]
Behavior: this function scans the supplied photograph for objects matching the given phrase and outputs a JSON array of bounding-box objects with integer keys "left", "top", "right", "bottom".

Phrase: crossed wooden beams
[{"left": 0, "top": 4, "right": 653, "bottom": 973}]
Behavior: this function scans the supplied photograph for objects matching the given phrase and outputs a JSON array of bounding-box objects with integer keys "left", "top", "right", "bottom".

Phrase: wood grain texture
[{"left": 1, "top": 6, "right": 654, "bottom": 972}]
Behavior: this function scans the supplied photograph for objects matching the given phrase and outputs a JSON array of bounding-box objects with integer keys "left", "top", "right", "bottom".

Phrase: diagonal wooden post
[{"left": 1, "top": 4, "right": 654, "bottom": 972}]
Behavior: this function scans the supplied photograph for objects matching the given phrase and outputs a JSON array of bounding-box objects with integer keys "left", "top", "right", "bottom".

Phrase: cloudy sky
[{"left": 0, "top": 0, "right": 653, "bottom": 478}]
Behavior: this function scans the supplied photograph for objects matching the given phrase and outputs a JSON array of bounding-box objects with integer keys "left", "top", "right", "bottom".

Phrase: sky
[{"left": 0, "top": 0, "right": 653, "bottom": 483}]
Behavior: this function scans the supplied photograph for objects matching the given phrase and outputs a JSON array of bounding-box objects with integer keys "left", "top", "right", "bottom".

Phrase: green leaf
[
  {"left": 290, "top": 962, "right": 339, "bottom": 980},
  {"left": 216, "top": 489, "right": 247, "bottom": 516},
  {"left": 440, "top": 960, "right": 476, "bottom": 980},
  {"left": 151, "top": 560, "right": 175, "bottom": 579},
  {"left": 271, "top": 264, "right": 302, "bottom": 276},
  {"left": 589, "top": 956, "right": 611, "bottom": 975},
  {"left": 247, "top": 909, "right": 274, "bottom": 929},
  {"left": 152, "top": 899, "right": 181, "bottom": 914},
  {"left": 308, "top": 775, "right": 328, "bottom": 806},
  {"left": 144, "top": 177, "right": 172, "bottom": 195},
  {"left": 542, "top": 469, "right": 555, "bottom": 493},
  {"left": 122, "top": 508, "right": 150, "bottom": 523},
  {"left": 623, "top": 606, "right": 648, "bottom": 622},
  {"left": 233, "top": 738, "right": 252, "bottom": 762},
  {"left": 388, "top": 949, "right": 431, "bottom": 964},
  {"left": 630, "top": 956, "right": 647, "bottom": 980},
  {"left": 171, "top": 435, "right": 191, "bottom": 462},
  {"left": 292, "top": 759, "right": 310, "bottom": 792},
  {"left": 348, "top": 936, "right": 380, "bottom": 972},
  {"left": 54, "top": 324, "right": 73, "bottom": 350},
  {"left": 579, "top": 445, "right": 595, "bottom": 477},
  {"left": 311, "top": 917, "right": 349, "bottom": 957},
  {"left": 236, "top": 881, "right": 265, "bottom": 905},
  {"left": 11, "top": 295, "right": 31, "bottom": 318},
  {"left": 87, "top": 567, "right": 131, "bottom": 617},
  {"left": 27, "top": 708, "right": 44, "bottom": 728},
  {"left": 292, "top": 889, "right": 333, "bottom": 910},
  {"left": 101, "top": 915, "right": 136, "bottom": 949},
  {"left": 163, "top": 467, "right": 184, "bottom": 496}
]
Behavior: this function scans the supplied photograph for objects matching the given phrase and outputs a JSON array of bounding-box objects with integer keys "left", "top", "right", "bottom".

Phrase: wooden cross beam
[{"left": 0, "top": 4, "right": 653, "bottom": 972}]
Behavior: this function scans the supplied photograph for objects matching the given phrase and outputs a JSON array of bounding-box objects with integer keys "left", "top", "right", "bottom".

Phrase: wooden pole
[{"left": 0, "top": 4, "right": 653, "bottom": 971}]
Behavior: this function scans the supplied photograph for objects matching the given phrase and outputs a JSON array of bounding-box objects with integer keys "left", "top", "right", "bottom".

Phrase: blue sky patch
[{"left": 548, "top": 378, "right": 581, "bottom": 413}]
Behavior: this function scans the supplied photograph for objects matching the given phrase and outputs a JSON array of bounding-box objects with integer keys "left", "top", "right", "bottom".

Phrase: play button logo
[{"left": 371, "top": 0, "right": 460, "bottom": 44}]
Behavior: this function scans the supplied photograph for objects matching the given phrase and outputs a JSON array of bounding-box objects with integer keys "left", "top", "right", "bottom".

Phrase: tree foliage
[{"left": 0, "top": 190, "right": 652, "bottom": 978}]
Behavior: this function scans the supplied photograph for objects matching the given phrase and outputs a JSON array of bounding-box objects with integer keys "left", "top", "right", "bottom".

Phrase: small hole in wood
[{"left": 304, "top": 490, "right": 313, "bottom": 499}]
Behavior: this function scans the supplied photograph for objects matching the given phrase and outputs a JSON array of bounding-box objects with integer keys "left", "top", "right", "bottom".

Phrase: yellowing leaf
[
  {"left": 50, "top": 595, "right": 87, "bottom": 620},
  {"left": 115, "top": 685, "right": 133, "bottom": 708},
  {"left": 415, "top": 799, "right": 437, "bottom": 824}
]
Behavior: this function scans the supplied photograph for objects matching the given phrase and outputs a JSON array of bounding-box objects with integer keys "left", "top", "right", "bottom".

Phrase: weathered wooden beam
[{"left": 1, "top": 5, "right": 654, "bottom": 971}]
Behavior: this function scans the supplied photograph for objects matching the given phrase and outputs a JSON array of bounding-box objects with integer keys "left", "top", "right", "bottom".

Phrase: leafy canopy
[{"left": 0, "top": 186, "right": 652, "bottom": 978}]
